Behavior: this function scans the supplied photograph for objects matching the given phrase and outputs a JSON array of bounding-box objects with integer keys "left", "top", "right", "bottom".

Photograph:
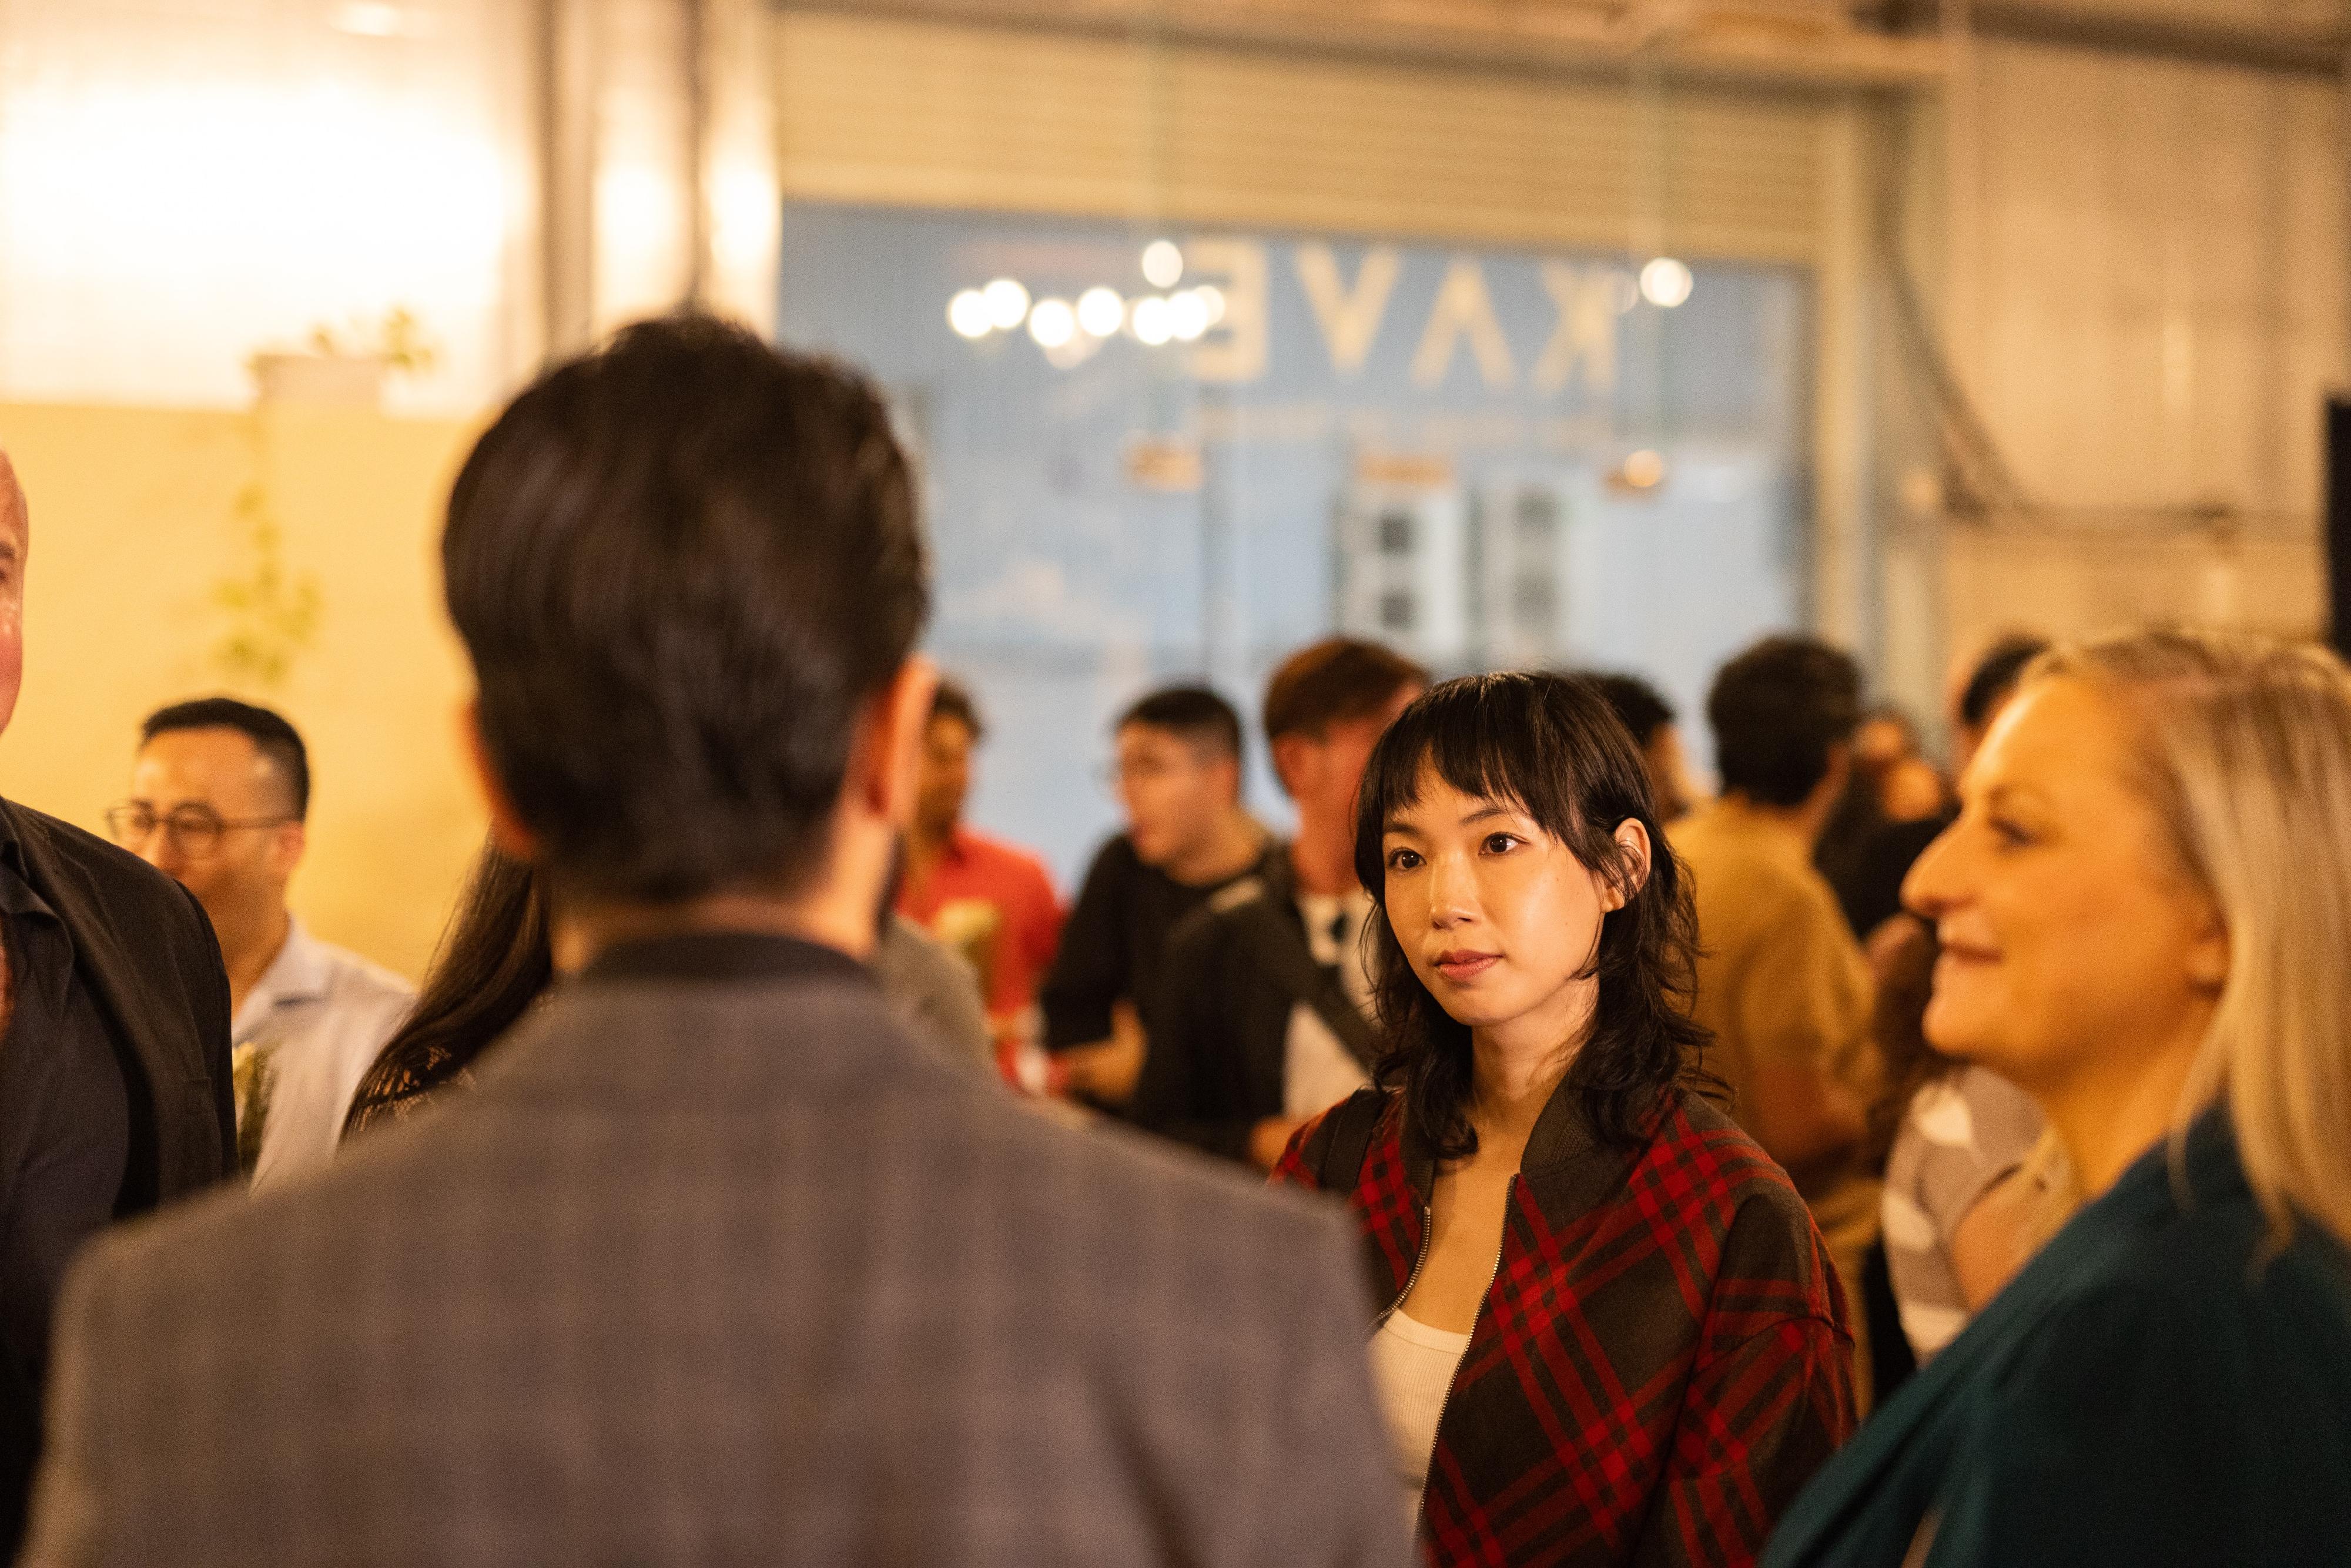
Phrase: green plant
[{"left": 210, "top": 475, "right": 321, "bottom": 689}]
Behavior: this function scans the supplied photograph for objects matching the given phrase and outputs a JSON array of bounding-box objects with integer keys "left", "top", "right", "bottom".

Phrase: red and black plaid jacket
[{"left": 1274, "top": 1084, "right": 1856, "bottom": 1568}]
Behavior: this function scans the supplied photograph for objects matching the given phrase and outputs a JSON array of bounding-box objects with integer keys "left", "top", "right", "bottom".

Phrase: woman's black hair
[
  {"left": 1354, "top": 670, "right": 1713, "bottom": 1159},
  {"left": 341, "top": 840, "right": 551, "bottom": 1140}
]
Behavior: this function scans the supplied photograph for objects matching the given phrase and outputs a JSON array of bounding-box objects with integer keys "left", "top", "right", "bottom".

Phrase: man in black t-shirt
[{"left": 1041, "top": 686, "right": 1272, "bottom": 1108}]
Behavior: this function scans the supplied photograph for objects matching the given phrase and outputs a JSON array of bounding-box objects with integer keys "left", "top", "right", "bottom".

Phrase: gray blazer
[{"left": 21, "top": 936, "right": 1403, "bottom": 1568}]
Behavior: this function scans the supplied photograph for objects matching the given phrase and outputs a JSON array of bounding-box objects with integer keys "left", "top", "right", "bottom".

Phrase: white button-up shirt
[{"left": 230, "top": 920, "right": 413, "bottom": 1192}]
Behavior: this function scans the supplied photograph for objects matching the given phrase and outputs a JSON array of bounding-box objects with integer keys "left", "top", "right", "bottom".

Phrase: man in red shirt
[{"left": 896, "top": 679, "right": 1063, "bottom": 1046}]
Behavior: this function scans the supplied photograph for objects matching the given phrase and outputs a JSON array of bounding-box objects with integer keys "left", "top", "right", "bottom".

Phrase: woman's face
[
  {"left": 1902, "top": 676, "right": 2226, "bottom": 1095},
  {"left": 1379, "top": 766, "right": 1646, "bottom": 1048}
]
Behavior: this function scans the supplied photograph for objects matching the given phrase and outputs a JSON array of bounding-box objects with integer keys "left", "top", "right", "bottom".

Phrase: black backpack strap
[
  {"left": 1215, "top": 884, "right": 1382, "bottom": 1072},
  {"left": 1315, "top": 1087, "right": 1389, "bottom": 1192}
]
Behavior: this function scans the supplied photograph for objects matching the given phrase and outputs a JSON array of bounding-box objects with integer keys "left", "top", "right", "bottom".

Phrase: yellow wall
[{"left": 0, "top": 402, "right": 487, "bottom": 981}]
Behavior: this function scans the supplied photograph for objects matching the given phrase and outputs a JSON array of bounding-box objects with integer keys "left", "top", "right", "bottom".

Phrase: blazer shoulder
[{"left": 5, "top": 800, "right": 177, "bottom": 900}]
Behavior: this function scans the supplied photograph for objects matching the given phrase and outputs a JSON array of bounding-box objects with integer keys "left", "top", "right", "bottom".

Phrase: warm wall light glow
[
  {"left": 0, "top": 58, "right": 523, "bottom": 410},
  {"left": 1167, "top": 290, "right": 1211, "bottom": 343},
  {"left": 983, "top": 277, "right": 1031, "bottom": 330},
  {"left": 332, "top": 3, "right": 408, "bottom": 38},
  {"left": 1141, "top": 239, "right": 1183, "bottom": 289},
  {"left": 948, "top": 289, "right": 993, "bottom": 339},
  {"left": 1620, "top": 449, "right": 1667, "bottom": 488},
  {"left": 1130, "top": 295, "right": 1174, "bottom": 346},
  {"left": 1076, "top": 286, "right": 1124, "bottom": 338},
  {"left": 1639, "top": 257, "right": 1693, "bottom": 309},
  {"left": 1027, "top": 297, "right": 1077, "bottom": 349}
]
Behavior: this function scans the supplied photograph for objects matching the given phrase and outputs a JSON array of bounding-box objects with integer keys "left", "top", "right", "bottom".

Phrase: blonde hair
[{"left": 2028, "top": 628, "right": 2351, "bottom": 1248}]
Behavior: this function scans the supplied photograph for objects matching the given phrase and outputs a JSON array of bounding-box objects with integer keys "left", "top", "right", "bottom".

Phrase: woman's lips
[{"left": 1432, "top": 951, "right": 1501, "bottom": 982}]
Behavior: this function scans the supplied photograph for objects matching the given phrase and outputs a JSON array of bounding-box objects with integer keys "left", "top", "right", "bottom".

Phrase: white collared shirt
[{"left": 231, "top": 920, "right": 414, "bottom": 1192}]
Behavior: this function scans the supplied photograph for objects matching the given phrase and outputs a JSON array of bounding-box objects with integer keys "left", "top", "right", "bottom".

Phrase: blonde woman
[{"left": 1765, "top": 628, "right": 2351, "bottom": 1568}]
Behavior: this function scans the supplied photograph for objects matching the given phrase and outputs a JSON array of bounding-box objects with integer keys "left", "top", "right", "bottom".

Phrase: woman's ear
[{"left": 1601, "top": 818, "right": 1653, "bottom": 912}]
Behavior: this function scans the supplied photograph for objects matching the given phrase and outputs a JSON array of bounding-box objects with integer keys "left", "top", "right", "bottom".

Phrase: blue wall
[{"left": 780, "top": 203, "right": 1811, "bottom": 889}]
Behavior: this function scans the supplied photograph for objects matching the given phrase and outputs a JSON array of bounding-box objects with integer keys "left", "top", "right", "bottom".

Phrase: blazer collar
[{"left": 1402, "top": 1074, "right": 1649, "bottom": 1226}]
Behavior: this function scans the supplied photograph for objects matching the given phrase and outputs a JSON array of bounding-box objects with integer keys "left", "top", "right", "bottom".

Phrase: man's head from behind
[
  {"left": 122, "top": 698, "right": 309, "bottom": 926},
  {"left": 1706, "top": 635, "right": 1863, "bottom": 819},
  {"left": 1952, "top": 634, "right": 2049, "bottom": 778},
  {"left": 442, "top": 317, "right": 930, "bottom": 937},
  {"left": 915, "top": 679, "right": 982, "bottom": 843},
  {"left": 1264, "top": 638, "right": 1427, "bottom": 840},
  {"left": 1115, "top": 685, "right": 1244, "bottom": 869},
  {"left": 1584, "top": 670, "right": 1694, "bottom": 822}
]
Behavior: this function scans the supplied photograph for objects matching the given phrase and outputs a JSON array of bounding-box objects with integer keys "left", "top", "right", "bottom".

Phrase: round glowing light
[
  {"left": 1639, "top": 257, "right": 1693, "bottom": 309},
  {"left": 1621, "top": 449, "right": 1667, "bottom": 489},
  {"left": 1130, "top": 295, "right": 1174, "bottom": 347},
  {"left": 1076, "top": 286, "right": 1125, "bottom": 338},
  {"left": 982, "top": 277, "right": 1031, "bottom": 330},
  {"left": 1141, "top": 239, "right": 1184, "bottom": 289},
  {"left": 947, "top": 289, "right": 993, "bottom": 340},
  {"left": 1194, "top": 283, "right": 1227, "bottom": 326},
  {"left": 1167, "top": 290, "right": 1211, "bottom": 343},
  {"left": 1027, "top": 297, "right": 1077, "bottom": 349}
]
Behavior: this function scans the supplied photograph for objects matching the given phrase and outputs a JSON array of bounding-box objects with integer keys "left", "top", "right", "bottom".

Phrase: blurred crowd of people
[{"left": 0, "top": 318, "right": 2340, "bottom": 1567}]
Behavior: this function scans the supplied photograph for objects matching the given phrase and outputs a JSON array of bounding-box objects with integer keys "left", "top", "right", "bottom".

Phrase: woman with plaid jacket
[{"left": 1274, "top": 671, "right": 1857, "bottom": 1567}]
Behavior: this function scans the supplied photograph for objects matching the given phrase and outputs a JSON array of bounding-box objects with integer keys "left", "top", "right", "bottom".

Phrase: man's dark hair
[
  {"left": 1118, "top": 684, "right": 1243, "bottom": 762},
  {"left": 1580, "top": 671, "right": 1676, "bottom": 749},
  {"left": 1706, "top": 635, "right": 1863, "bottom": 808},
  {"left": 442, "top": 315, "right": 928, "bottom": 903},
  {"left": 141, "top": 697, "right": 311, "bottom": 820},
  {"left": 930, "top": 678, "right": 983, "bottom": 742},
  {"left": 1262, "top": 638, "right": 1428, "bottom": 746},
  {"left": 1356, "top": 672, "right": 1713, "bottom": 1156},
  {"left": 1958, "top": 635, "right": 2049, "bottom": 731}
]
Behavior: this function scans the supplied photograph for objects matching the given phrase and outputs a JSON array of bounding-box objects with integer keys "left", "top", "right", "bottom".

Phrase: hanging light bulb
[
  {"left": 1076, "top": 287, "right": 1125, "bottom": 338},
  {"left": 1130, "top": 296, "right": 1175, "bottom": 347},
  {"left": 947, "top": 289, "right": 993, "bottom": 340},
  {"left": 1027, "top": 297, "right": 1077, "bottom": 350},
  {"left": 1141, "top": 239, "right": 1183, "bottom": 289},
  {"left": 982, "top": 277, "right": 1032, "bottom": 330},
  {"left": 1167, "top": 290, "right": 1211, "bottom": 343},
  {"left": 1638, "top": 257, "right": 1693, "bottom": 309}
]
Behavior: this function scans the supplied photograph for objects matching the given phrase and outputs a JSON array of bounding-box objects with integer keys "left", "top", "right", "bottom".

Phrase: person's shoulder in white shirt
[{"left": 233, "top": 921, "right": 414, "bottom": 1191}]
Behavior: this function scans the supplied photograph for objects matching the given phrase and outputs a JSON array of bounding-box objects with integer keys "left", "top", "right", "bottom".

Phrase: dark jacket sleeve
[
  {"left": 1636, "top": 1191, "right": 1857, "bottom": 1568},
  {"left": 172, "top": 882, "right": 238, "bottom": 1185},
  {"left": 1038, "top": 838, "right": 1128, "bottom": 1053},
  {"left": 1129, "top": 908, "right": 1259, "bottom": 1164}
]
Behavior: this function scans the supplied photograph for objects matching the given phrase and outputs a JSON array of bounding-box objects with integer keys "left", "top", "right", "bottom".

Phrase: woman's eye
[
  {"left": 1988, "top": 816, "right": 2032, "bottom": 848},
  {"left": 1482, "top": 833, "right": 1520, "bottom": 855},
  {"left": 1385, "top": 847, "right": 1422, "bottom": 872}
]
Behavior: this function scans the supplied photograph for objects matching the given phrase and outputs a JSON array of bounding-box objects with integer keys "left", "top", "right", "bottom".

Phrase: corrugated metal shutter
[{"left": 774, "top": 12, "right": 1828, "bottom": 262}]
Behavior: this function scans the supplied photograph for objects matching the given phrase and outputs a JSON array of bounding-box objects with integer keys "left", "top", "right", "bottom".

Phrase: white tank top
[{"left": 1369, "top": 1309, "right": 1473, "bottom": 1509}]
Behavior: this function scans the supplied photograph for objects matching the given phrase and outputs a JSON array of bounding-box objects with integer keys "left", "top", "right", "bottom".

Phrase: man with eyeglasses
[
  {"left": 1040, "top": 685, "right": 1274, "bottom": 1109},
  {"left": 112, "top": 699, "right": 411, "bottom": 1190},
  {"left": 0, "top": 450, "right": 237, "bottom": 1561}
]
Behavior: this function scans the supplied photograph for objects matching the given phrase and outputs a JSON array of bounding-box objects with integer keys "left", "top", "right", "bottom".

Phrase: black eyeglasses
[{"left": 105, "top": 804, "right": 293, "bottom": 859}]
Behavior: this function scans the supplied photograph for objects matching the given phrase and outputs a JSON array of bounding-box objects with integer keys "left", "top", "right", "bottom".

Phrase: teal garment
[{"left": 1764, "top": 1113, "right": 2351, "bottom": 1568}]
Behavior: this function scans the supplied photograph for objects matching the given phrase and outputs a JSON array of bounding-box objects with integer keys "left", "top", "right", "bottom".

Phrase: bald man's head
[
  {"left": 0, "top": 449, "right": 22, "bottom": 554},
  {"left": 0, "top": 448, "right": 26, "bottom": 739}
]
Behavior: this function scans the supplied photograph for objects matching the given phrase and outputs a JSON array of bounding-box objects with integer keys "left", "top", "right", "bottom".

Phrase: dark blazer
[
  {"left": 0, "top": 799, "right": 236, "bottom": 1208},
  {"left": 22, "top": 935, "right": 1405, "bottom": 1568}
]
